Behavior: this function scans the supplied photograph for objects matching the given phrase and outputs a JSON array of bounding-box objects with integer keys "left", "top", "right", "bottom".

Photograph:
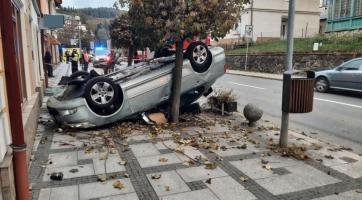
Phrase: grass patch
[{"left": 226, "top": 34, "right": 362, "bottom": 55}]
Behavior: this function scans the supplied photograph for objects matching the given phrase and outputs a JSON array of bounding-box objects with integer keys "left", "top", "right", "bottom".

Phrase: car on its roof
[{"left": 47, "top": 41, "right": 226, "bottom": 128}]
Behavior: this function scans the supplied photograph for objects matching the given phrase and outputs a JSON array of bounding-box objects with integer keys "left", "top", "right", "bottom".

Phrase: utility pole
[{"left": 280, "top": 0, "right": 295, "bottom": 148}]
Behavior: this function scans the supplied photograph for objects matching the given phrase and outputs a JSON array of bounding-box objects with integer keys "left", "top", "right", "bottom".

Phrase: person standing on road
[
  {"left": 65, "top": 50, "right": 70, "bottom": 63},
  {"left": 71, "top": 49, "right": 79, "bottom": 73},
  {"left": 79, "top": 49, "right": 84, "bottom": 69},
  {"left": 83, "top": 50, "right": 90, "bottom": 72},
  {"left": 44, "top": 49, "right": 54, "bottom": 77}
]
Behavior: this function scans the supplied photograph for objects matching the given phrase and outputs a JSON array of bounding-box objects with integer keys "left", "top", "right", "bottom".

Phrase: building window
[
  {"left": 334, "top": 0, "right": 352, "bottom": 19},
  {"left": 355, "top": 0, "right": 362, "bottom": 16}
]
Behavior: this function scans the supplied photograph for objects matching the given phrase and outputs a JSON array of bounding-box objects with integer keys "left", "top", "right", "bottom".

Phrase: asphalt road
[{"left": 215, "top": 74, "right": 362, "bottom": 153}]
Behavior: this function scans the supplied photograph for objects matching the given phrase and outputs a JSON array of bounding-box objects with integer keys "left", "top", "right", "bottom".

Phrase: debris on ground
[
  {"left": 240, "top": 176, "right": 249, "bottom": 182},
  {"left": 158, "top": 157, "right": 169, "bottom": 163},
  {"left": 205, "top": 178, "right": 212, "bottom": 184},
  {"left": 356, "top": 189, "right": 362, "bottom": 193},
  {"left": 204, "top": 161, "right": 217, "bottom": 170},
  {"left": 50, "top": 172, "right": 64, "bottom": 181},
  {"left": 56, "top": 128, "right": 63, "bottom": 133},
  {"left": 151, "top": 174, "right": 162, "bottom": 180},
  {"left": 113, "top": 180, "right": 125, "bottom": 189},
  {"left": 268, "top": 144, "right": 309, "bottom": 160},
  {"left": 165, "top": 186, "right": 171, "bottom": 191},
  {"left": 262, "top": 164, "right": 272, "bottom": 170},
  {"left": 69, "top": 169, "right": 79, "bottom": 173},
  {"left": 328, "top": 147, "right": 353, "bottom": 152},
  {"left": 261, "top": 158, "right": 269, "bottom": 165},
  {"left": 97, "top": 174, "right": 107, "bottom": 182},
  {"left": 148, "top": 113, "right": 168, "bottom": 124},
  {"left": 118, "top": 159, "right": 127, "bottom": 165},
  {"left": 324, "top": 155, "right": 334, "bottom": 159}
]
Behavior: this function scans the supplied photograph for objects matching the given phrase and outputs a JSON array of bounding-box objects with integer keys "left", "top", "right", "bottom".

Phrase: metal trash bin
[{"left": 282, "top": 70, "right": 315, "bottom": 113}]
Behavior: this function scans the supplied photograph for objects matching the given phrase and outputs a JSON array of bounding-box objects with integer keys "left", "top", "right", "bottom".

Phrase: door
[
  {"left": 356, "top": 66, "right": 362, "bottom": 90},
  {"left": 330, "top": 59, "right": 362, "bottom": 90}
]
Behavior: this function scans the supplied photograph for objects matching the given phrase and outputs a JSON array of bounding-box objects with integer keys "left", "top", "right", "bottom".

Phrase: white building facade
[{"left": 228, "top": 0, "right": 321, "bottom": 42}]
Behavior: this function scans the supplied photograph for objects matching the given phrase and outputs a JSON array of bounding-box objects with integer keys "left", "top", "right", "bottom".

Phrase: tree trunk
[
  {"left": 127, "top": 46, "right": 134, "bottom": 66},
  {"left": 170, "top": 39, "right": 184, "bottom": 123}
]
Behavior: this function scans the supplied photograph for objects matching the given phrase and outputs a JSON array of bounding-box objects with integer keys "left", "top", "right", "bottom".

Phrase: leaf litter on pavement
[{"left": 109, "top": 109, "right": 357, "bottom": 186}]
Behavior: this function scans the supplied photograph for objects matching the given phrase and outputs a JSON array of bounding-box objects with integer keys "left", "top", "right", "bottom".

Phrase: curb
[{"left": 226, "top": 70, "right": 283, "bottom": 81}]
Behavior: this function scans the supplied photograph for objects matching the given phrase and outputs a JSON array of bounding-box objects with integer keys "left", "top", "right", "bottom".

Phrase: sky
[{"left": 62, "top": 0, "right": 117, "bottom": 8}]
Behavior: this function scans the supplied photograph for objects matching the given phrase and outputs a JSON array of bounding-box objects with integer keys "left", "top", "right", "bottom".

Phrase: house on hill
[{"left": 222, "top": 0, "right": 321, "bottom": 44}]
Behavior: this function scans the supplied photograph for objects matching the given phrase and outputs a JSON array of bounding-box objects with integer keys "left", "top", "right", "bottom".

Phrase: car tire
[
  {"left": 186, "top": 42, "right": 212, "bottom": 73},
  {"left": 84, "top": 77, "right": 120, "bottom": 109},
  {"left": 315, "top": 77, "right": 329, "bottom": 93}
]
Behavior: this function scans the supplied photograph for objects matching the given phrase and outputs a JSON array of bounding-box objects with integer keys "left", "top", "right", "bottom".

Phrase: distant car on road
[
  {"left": 93, "top": 47, "right": 109, "bottom": 64},
  {"left": 315, "top": 58, "right": 362, "bottom": 93}
]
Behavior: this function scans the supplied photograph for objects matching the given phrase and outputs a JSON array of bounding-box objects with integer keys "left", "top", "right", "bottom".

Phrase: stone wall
[{"left": 226, "top": 52, "right": 362, "bottom": 73}]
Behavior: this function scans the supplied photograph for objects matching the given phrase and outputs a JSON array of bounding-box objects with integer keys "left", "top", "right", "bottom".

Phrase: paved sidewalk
[
  {"left": 227, "top": 70, "right": 283, "bottom": 80},
  {"left": 29, "top": 63, "right": 362, "bottom": 200}
]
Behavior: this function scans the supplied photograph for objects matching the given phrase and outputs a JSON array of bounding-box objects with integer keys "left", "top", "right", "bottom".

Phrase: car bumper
[{"left": 47, "top": 97, "right": 98, "bottom": 128}]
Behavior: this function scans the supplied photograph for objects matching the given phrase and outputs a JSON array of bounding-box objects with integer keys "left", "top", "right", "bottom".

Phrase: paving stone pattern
[{"left": 29, "top": 63, "right": 362, "bottom": 200}]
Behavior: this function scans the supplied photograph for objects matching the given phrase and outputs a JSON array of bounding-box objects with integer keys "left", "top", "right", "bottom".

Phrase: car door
[
  {"left": 356, "top": 66, "right": 362, "bottom": 91},
  {"left": 329, "top": 59, "right": 362, "bottom": 90}
]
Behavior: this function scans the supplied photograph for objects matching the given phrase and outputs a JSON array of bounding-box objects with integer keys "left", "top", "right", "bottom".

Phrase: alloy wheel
[
  {"left": 192, "top": 45, "right": 208, "bottom": 64},
  {"left": 90, "top": 82, "right": 115, "bottom": 105}
]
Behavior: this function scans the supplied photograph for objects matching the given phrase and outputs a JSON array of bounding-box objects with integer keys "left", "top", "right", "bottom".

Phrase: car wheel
[
  {"left": 84, "top": 77, "right": 119, "bottom": 109},
  {"left": 186, "top": 42, "right": 212, "bottom": 73},
  {"left": 315, "top": 77, "right": 329, "bottom": 93}
]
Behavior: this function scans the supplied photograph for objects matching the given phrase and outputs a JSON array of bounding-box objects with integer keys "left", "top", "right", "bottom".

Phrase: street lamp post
[{"left": 280, "top": 0, "right": 295, "bottom": 148}]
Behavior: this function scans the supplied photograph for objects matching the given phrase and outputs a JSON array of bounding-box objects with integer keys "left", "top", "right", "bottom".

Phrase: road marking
[
  {"left": 229, "top": 82, "right": 265, "bottom": 90},
  {"left": 314, "top": 98, "right": 362, "bottom": 109}
]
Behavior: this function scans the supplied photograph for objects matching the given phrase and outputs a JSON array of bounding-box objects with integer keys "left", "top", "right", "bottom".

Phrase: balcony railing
[{"left": 326, "top": 16, "right": 362, "bottom": 32}]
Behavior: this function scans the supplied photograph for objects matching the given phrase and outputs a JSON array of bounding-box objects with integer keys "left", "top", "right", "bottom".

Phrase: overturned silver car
[{"left": 47, "top": 42, "right": 226, "bottom": 128}]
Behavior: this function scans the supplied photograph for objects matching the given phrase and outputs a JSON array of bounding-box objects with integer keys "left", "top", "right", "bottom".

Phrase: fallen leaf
[
  {"left": 113, "top": 180, "right": 125, "bottom": 189},
  {"left": 118, "top": 159, "right": 127, "bottom": 165},
  {"left": 263, "top": 164, "right": 272, "bottom": 170},
  {"left": 99, "top": 152, "right": 109, "bottom": 160},
  {"left": 204, "top": 161, "right": 217, "bottom": 170},
  {"left": 182, "top": 160, "right": 194, "bottom": 167},
  {"left": 69, "top": 169, "right": 79, "bottom": 173},
  {"left": 158, "top": 158, "right": 169, "bottom": 163},
  {"left": 205, "top": 178, "right": 212, "bottom": 184},
  {"left": 240, "top": 176, "right": 249, "bottom": 182},
  {"left": 151, "top": 174, "right": 162, "bottom": 179},
  {"left": 109, "top": 148, "right": 117, "bottom": 154},
  {"left": 97, "top": 174, "right": 107, "bottom": 182},
  {"left": 261, "top": 158, "right": 269, "bottom": 165}
]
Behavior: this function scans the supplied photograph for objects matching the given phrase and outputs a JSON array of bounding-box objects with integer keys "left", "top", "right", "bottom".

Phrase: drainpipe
[{"left": 0, "top": 1, "right": 30, "bottom": 200}]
